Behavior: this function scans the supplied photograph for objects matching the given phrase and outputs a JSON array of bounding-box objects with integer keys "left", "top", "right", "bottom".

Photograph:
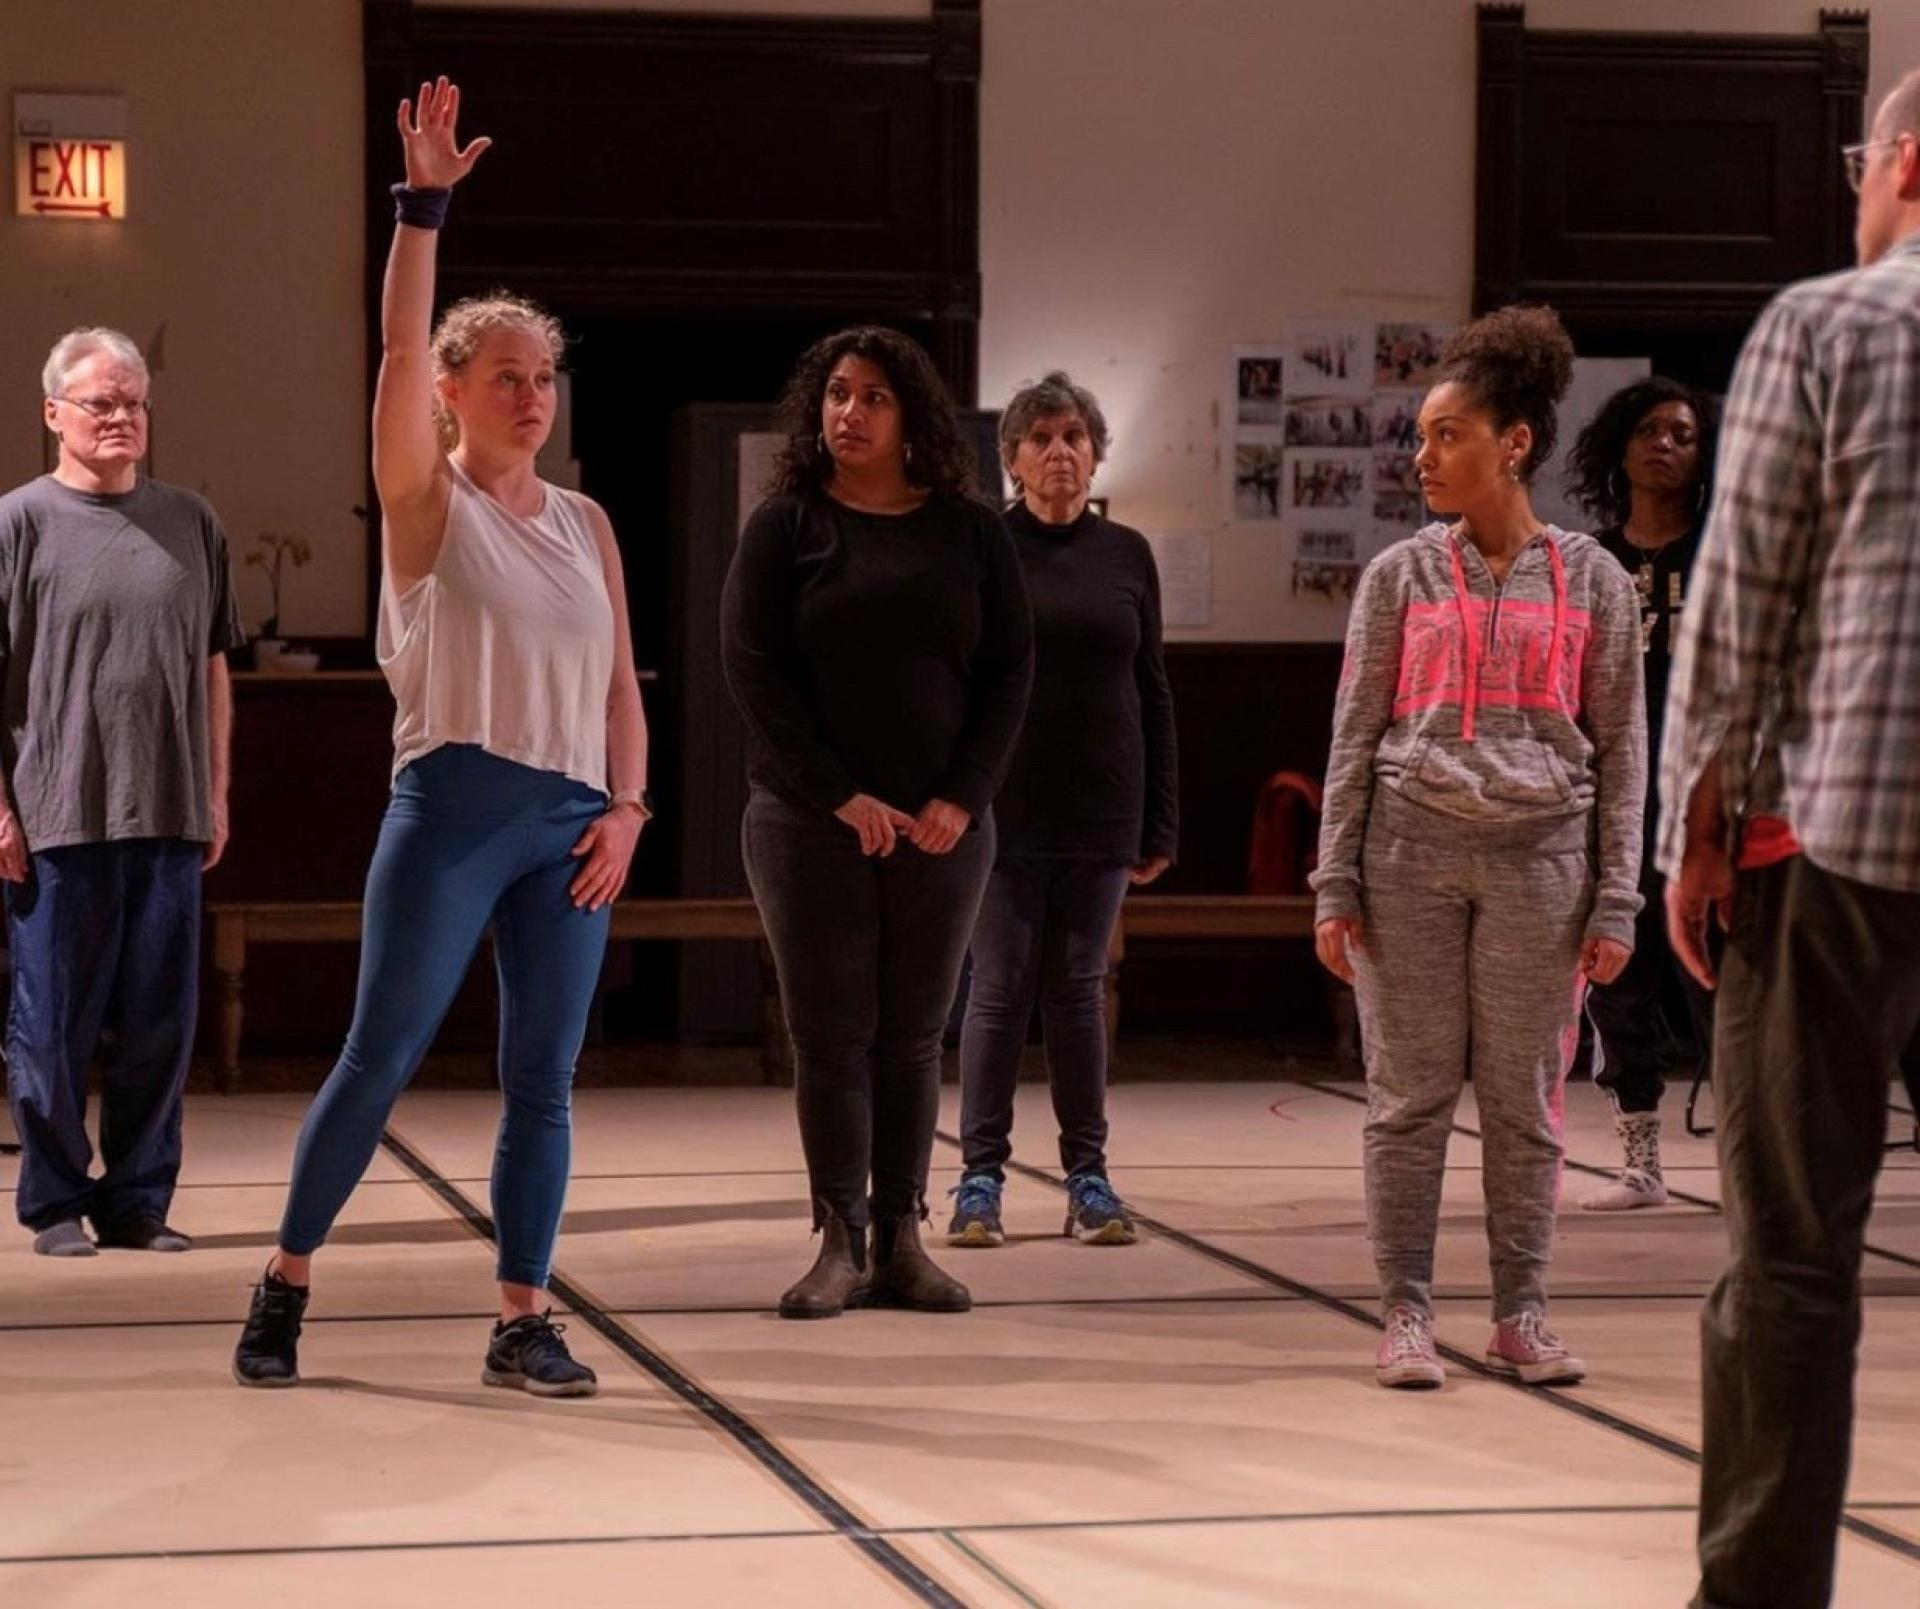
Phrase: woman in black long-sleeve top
[
  {"left": 948, "top": 373, "right": 1178, "bottom": 1251},
  {"left": 722, "top": 326, "right": 1033, "bottom": 1319}
]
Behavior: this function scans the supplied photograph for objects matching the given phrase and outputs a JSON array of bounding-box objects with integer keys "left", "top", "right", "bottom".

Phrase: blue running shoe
[
  {"left": 946, "top": 1174, "right": 1005, "bottom": 1247},
  {"left": 1064, "top": 1174, "right": 1137, "bottom": 1245}
]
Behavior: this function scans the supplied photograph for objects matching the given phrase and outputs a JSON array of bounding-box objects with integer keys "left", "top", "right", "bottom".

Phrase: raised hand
[{"left": 397, "top": 76, "right": 492, "bottom": 189}]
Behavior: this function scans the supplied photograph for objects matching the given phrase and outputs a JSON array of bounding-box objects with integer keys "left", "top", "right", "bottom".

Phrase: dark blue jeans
[
  {"left": 958, "top": 858, "right": 1132, "bottom": 1182},
  {"left": 6, "top": 838, "right": 203, "bottom": 1233},
  {"left": 743, "top": 786, "right": 995, "bottom": 1228},
  {"left": 278, "top": 745, "right": 611, "bottom": 1288}
]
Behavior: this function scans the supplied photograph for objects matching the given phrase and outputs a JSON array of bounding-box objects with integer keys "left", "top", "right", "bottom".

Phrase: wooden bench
[
  {"left": 207, "top": 892, "right": 1334, "bottom": 1092},
  {"left": 208, "top": 899, "right": 786, "bottom": 1091}
]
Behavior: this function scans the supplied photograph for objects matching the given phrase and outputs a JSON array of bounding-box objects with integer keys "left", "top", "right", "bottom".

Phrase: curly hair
[
  {"left": 430, "top": 291, "right": 566, "bottom": 451},
  {"left": 768, "top": 325, "right": 977, "bottom": 501},
  {"left": 1435, "top": 304, "right": 1575, "bottom": 481},
  {"left": 1565, "top": 377, "right": 1720, "bottom": 529},
  {"left": 998, "top": 371, "right": 1111, "bottom": 490}
]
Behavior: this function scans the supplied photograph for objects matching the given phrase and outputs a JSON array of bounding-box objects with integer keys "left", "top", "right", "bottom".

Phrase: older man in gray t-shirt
[{"left": 2, "top": 327, "right": 243, "bottom": 1257}]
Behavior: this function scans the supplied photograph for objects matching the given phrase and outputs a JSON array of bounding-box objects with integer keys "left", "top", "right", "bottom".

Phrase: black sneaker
[
  {"left": 1064, "top": 1174, "right": 1137, "bottom": 1245},
  {"left": 482, "top": 1313, "right": 598, "bottom": 1398},
  {"left": 234, "top": 1270, "right": 308, "bottom": 1388}
]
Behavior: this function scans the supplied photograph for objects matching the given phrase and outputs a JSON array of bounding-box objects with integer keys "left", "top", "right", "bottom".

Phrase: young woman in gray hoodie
[{"left": 1310, "top": 306, "right": 1646, "bottom": 1390}]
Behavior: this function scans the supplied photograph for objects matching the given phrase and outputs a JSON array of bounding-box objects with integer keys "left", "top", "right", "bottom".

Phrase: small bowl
[{"left": 269, "top": 651, "right": 321, "bottom": 674}]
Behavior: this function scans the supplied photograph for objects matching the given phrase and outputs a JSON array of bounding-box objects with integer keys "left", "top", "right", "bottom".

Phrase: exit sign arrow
[{"left": 32, "top": 199, "right": 111, "bottom": 217}]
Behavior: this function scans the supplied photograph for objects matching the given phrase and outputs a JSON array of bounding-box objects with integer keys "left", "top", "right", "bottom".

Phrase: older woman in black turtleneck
[{"left": 948, "top": 372, "right": 1178, "bottom": 1250}]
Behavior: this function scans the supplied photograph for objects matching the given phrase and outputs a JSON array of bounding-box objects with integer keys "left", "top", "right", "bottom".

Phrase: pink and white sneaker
[
  {"left": 1375, "top": 1305, "right": 1446, "bottom": 1389},
  {"left": 1485, "top": 1311, "right": 1586, "bottom": 1385}
]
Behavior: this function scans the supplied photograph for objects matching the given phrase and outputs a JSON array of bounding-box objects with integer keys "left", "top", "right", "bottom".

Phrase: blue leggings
[{"left": 278, "top": 745, "right": 611, "bottom": 1287}]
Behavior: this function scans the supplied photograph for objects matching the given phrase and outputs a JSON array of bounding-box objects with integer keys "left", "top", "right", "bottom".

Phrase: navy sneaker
[
  {"left": 482, "top": 1313, "right": 598, "bottom": 1398},
  {"left": 1064, "top": 1174, "right": 1137, "bottom": 1245},
  {"left": 945, "top": 1174, "right": 1005, "bottom": 1248},
  {"left": 234, "top": 1269, "right": 308, "bottom": 1388}
]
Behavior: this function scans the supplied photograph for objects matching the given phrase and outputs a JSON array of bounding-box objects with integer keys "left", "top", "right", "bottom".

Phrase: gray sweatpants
[{"left": 1354, "top": 789, "right": 1591, "bottom": 1320}]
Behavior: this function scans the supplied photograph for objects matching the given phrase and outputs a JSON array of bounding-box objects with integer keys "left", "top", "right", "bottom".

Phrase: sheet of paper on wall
[
  {"left": 736, "top": 431, "right": 785, "bottom": 539},
  {"left": 1534, "top": 356, "right": 1652, "bottom": 534},
  {"left": 1147, "top": 531, "right": 1213, "bottom": 629}
]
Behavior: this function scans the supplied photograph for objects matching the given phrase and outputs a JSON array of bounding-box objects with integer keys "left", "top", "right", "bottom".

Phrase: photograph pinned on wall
[
  {"left": 1375, "top": 322, "right": 1448, "bottom": 387},
  {"left": 1373, "top": 449, "right": 1424, "bottom": 524},
  {"left": 1296, "top": 526, "right": 1359, "bottom": 563},
  {"left": 1233, "top": 348, "right": 1287, "bottom": 431},
  {"left": 1284, "top": 396, "right": 1373, "bottom": 450},
  {"left": 1232, "top": 443, "right": 1286, "bottom": 521},
  {"left": 1286, "top": 449, "right": 1369, "bottom": 511},
  {"left": 1290, "top": 556, "right": 1364, "bottom": 601},
  {"left": 1372, "top": 388, "right": 1423, "bottom": 453},
  {"left": 1284, "top": 319, "right": 1371, "bottom": 399}
]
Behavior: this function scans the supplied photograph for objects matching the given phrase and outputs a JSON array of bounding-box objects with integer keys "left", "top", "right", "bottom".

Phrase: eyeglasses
[
  {"left": 1842, "top": 138, "right": 1903, "bottom": 193},
  {"left": 53, "top": 395, "right": 151, "bottom": 422}
]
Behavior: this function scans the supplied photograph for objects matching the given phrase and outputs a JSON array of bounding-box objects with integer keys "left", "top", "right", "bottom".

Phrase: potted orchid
[{"left": 245, "top": 531, "right": 314, "bottom": 670}]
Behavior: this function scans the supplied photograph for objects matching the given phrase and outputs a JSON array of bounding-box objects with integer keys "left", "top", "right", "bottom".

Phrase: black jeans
[
  {"left": 743, "top": 787, "right": 994, "bottom": 1228},
  {"left": 1694, "top": 856, "right": 1920, "bottom": 1609},
  {"left": 958, "top": 858, "right": 1132, "bottom": 1182},
  {"left": 1586, "top": 858, "right": 1713, "bottom": 1114}
]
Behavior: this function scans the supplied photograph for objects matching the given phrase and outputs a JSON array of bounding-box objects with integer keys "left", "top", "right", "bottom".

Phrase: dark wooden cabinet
[{"left": 1476, "top": 5, "right": 1869, "bottom": 388}]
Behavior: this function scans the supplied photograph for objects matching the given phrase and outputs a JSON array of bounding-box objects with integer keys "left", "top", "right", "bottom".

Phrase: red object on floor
[{"left": 1248, "top": 770, "right": 1325, "bottom": 895}]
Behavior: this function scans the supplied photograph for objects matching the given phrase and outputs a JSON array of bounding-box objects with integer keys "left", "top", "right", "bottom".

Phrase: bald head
[{"left": 1874, "top": 68, "right": 1920, "bottom": 141}]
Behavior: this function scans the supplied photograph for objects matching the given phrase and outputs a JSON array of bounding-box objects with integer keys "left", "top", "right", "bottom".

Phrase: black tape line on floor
[
  {"left": 376, "top": 1126, "right": 968, "bottom": 1609},
  {"left": 1296, "top": 1078, "right": 1920, "bottom": 1276},
  {"left": 0, "top": 1501, "right": 1782, "bottom": 1570},
  {"left": 931, "top": 1128, "right": 1920, "bottom": 1568}
]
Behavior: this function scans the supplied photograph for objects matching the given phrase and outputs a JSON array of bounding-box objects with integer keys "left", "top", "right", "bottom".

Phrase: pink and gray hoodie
[{"left": 1311, "top": 522, "right": 1647, "bottom": 947}]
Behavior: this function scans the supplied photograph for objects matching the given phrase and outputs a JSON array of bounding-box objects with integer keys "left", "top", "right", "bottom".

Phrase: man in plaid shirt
[{"left": 1660, "top": 68, "right": 1920, "bottom": 1609}]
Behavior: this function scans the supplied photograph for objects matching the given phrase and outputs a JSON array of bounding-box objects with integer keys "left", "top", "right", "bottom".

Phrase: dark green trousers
[{"left": 1693, "top": 856, "right": 1920, "bottom": 1609}]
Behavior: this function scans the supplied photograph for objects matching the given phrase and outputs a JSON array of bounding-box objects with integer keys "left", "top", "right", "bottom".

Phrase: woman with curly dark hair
[
  {"left": 722, "top": 325, "right": 1032, "bottom": 1319},
  {"left": 1310, "top": 305, "right": 1645, "bottom": 1390},
  {"left": 1564, "top": 379, "right": 1718, "bottom": 1212}
]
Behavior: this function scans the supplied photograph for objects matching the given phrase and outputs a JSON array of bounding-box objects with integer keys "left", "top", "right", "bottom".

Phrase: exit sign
[{"left": 14, "top": 93, "right": 127, "bottom": 222}]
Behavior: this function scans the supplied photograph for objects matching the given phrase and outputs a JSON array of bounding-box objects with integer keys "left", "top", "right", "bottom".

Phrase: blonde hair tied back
[{"left": 428, "top": 292, "right": 566, "bottom": 451}]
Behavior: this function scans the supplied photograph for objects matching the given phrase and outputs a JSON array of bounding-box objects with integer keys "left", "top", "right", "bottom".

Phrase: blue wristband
[{"left": 391, "top": 183, "right": 452, "bottom": 230}]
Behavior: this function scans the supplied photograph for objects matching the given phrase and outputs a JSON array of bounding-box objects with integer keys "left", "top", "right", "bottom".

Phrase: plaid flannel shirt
[{"left": 1658, "top": 230, "right": 1920, "bottom": 892}]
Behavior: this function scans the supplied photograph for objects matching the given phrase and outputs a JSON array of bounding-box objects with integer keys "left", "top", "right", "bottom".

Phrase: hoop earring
[
  {"left": 904, "top": 442, "right": 914, "bottom": 470},
  {"left": 817, "top": 432, "right": 828, "bottom": 456},
  {"left": 1692, "top": 478, "right": 1708, "bottom": 516}
]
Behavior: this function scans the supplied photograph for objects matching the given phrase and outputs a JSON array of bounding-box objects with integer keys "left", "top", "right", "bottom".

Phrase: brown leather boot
[
  {"left": 777, "top": 1215, "right": 870, "bottom": 1319},
  {"left": 870, "top": 1212, "right": 972, "bottom": 1312}
]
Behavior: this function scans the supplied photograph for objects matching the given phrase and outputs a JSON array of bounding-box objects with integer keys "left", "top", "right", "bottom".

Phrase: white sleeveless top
[{"left": 378, "top": 464, "right": 616, "bottom": 790}]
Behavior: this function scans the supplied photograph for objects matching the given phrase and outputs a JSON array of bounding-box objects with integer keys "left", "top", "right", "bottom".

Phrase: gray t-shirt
[{"left": 0, "top": 474, "right": 245, "bottom": 850}]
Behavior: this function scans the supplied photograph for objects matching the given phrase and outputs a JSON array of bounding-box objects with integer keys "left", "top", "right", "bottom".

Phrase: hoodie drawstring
[
  {"left": 1448, "top": 530, "right": 1571, "bottom": 741},
  {"left": 1448, "top": 538, "right": 1481, "bottom": 743},
  {"left": 1545, "top": 535, "right": 1569, "bottom": 719}
]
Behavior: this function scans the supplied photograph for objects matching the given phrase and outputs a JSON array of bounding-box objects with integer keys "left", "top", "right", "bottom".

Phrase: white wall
[
  {"left": 0, "top": 2, "right": 367, "bottom": 640},
  {"left": 979, "top": 0, "right": 1920, "bottom": 640},
  {"left": 3, "top": 1, "right": 1911, "bottom": 639}
]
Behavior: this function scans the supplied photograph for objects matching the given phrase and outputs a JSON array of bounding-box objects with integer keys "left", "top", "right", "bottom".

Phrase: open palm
[{"left": 398, "top": 76, "right": 491, "bottom": 188}]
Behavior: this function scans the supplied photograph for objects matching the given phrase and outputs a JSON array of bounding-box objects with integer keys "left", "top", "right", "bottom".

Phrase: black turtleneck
[{"left": 995, "top": 500, "right": 1178, "bottom": 863}]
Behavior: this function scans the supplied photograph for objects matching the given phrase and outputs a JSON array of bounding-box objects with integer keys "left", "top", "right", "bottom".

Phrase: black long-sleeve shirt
[
  {"left": 993, "top": 502, "right": 1179, "bottom": 862},
  {"left": 721, "top": 491, "right": 1033, "bottom": 821}
]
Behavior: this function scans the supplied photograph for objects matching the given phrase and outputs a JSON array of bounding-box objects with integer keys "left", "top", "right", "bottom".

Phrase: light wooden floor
[{"left": 2, "top": 1055, "right": 1916, "bottom": 1607}]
